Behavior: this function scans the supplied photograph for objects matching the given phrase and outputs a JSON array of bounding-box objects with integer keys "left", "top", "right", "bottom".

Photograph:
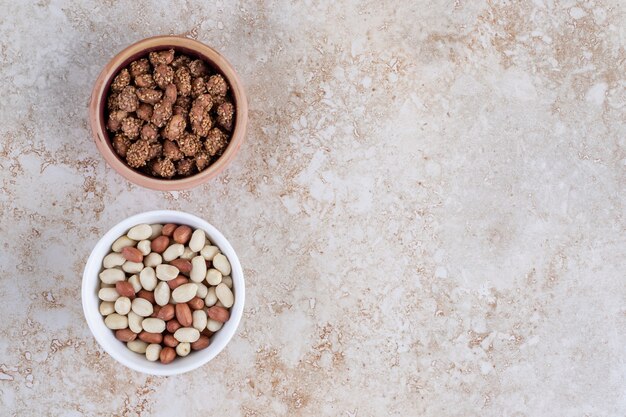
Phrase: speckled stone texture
[{"left": 0, "top": 0, "right": 625, "bottom": 415}]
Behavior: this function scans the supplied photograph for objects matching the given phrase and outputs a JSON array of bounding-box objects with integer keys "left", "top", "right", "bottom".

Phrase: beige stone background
[{"left": 0, "top": 0, "right": 625, "bottom": 416}]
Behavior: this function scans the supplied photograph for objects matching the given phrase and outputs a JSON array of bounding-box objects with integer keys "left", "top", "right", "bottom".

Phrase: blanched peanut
[
  {"left": 144, "top": 252, "right": 162, "bottom": 267},
  {"left": 99, "top": 301, "right": 115, "bottom": 316},
  {"left": 206, "top": 268, "right": 222, "bottom": 286},
  {"left": 200, "top": 245, "right": 219, "bottom": 261},
  {"left": 128, "top": 274, "right": 142, "bottom": 292},
  {"left": 99, "top": 268, "right": 125, "bottom": 284},
  {"left": 103, "top": 253, "right": 126, "bottom": 268},
  {"left": 196, "top": 282, "right": 208, "bottom": 298},
  {"left": 137, "top": 240, "right": 152, "bottom": 255},
  {"left": 140, "top": 267, "right": 157, "bottom": 290},
  {"left": 105, "top": 313, "right": 128, "bottom": 330},
  {"left": 162, "top": 243, "right": 184, "bottom": 261},
  {"left": 154, "top": 281, "right": 170, "bottom": 306},
  {"left": 145, "top": 343, "right": 162, "bottom": 361},
  {"left": 189, "top": 229, "right": 206, "bottom": 252},
  {"left": 98, "top": 287, "right": 120, "bottom": 302},
  {"left": 172, "top": 283, "right": 197, "bottom": 303},
  {"left": 212, "top": 253, "right": 231, "bottom": 275},
  {"left": 174, "top": 327, "right": 200, "bottom": 343},
  {"left": 156, "top": 264, "right": 179, "bottom": 281},
  {"left": 127, "top": 340, "right": 148, "bottom": 354},
  {"left": 128, "top": 311, "right": 143, "bottom": 333},
  {"left": 142, "top": 318, "right": 166, "bottom": 333},
  {"left": 176, "top": 342, "right": 191, "bottom": 357},
  {"left": 131, "top": 297, "right": 153, "bottom": 317},
  {"left": 207, "top": 319, "right": 223, "bottom": 332},
  {"left": 122, "top": 261, "right": 144, "bottom": 274},
  {"left": 192, "top": 309, "right": 207, "bottom": 331},
  {"left": 205, "top": 286, "right": 217, "bottom": 307},
  {"left": 215, "top": 283, "right": 234, "bottom": 308},
  {"left": 149, "top": 224, "right": 163, "bottom": 239},
  {"left": 127, "top": 224, "right": 152, "bottom": 240},
  {"left": 180, "top": 247, "right": 196, "bottom": 260},
  {"left": 112, "top": 236, "right": 136, "bottom": 252},
  {"left": 114, "top": 297, "right": 132, "bottom": 315},
  {"left": 190, "top": 256, "right": 206, "bottom": 283},
  {"left": 222, "top": 276, "right": 233, "bottom": 289}
]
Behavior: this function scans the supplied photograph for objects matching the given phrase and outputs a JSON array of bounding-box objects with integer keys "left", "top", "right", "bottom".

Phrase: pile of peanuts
[{"left": 98, "top": 223, "right": 234, "bottom": 364}]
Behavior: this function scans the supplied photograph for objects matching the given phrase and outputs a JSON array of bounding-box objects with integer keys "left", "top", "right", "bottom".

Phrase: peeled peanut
[
  {"left": 163, "top": 243, "right": 184, "bottom": 262},
  {"left": 149, "top": 224, "right": 163, "bottom": 239},
  {"left": 128, "top": 311, "right": 143, "bottom": 333},
  {"left": 212, "top": 253, "right": 231, "bottom": 276},
  {"left": 112, "top": 236, "right": 136, "bottom": 252},
  {"left": 215, "top": 283, "right": 234, "bottom": 308},
  {"left": 156, "top": 264, "right": 179, "bottom": 281},
  {"left": 200, "top": 245, "right": 219, "bottom": 261},
  {"left": 142, "top": 318, "right": 166, "bottom": 333},
  {"left": 127, "top": 224, "right": 152, "bottom": 241},
  {"left": 128, "top": 274, "right": 142, "bottom": 292},
  {"left": 196, "top": 282, "right": 208, "bottom": 298},
  {"left": 99, "top": 301, "right": 115, "bottom": 316},
  {"left": 206, "top": 268, "right": 222, "bottom": 286},
  {"left": 105, "top": 313, "right": 128, "bottom": 330},
  {"left": 176, "top": 342, "right": 191, "bottom": 357},
  {"left": 127, "top": 340, "right": 148, "bottom": 354},
  {"left": 99, "top": 268, "right": 125, "bottom": 284},
  {"left": 144, "top": 252, "right": 162, "bottom": 267},
  {"left": 140, "top": 267, "right": 157, "bottom": 290},
  {"left": 174, "top": 327, "right": 200, "bottom": 343},
  {"left": 207, "top": 318, "right": 223, "bottom": 332},
  {"left": 154, "top": 281, "right": 170, "bottom": 306},
  {"left": 98, "top": 287, "right": 120, "bottom": 302},
  {"left": 145, "top": 343, "right": 162, "bottom": 361},
  {"left": 122, "top": 261, "right": 144, "bottom": 274},
  {"left": 114, "top": 297, "right": 132, "bottom": 315},
  {"left": 192, "top": 309, "right": 207, "bottom": 331},
  {"left": 103, "top": 253, "right": 126, "bottom": 268},
  {"left": 204, "top": 287, "right": 217, "bottom": 307},
  {"left": 189, "top": 229, "right": 206, "bottom": 252},
  {"left": 131, "top": 297, "right": 153, "bottom": 317},
  {"left": 190, "top": 256, "right": 207, "bottom": 283},
  {"left": 172, "top": 283, "right": 198, "bottom": 303},
  {"left": 137, "top": 240, "right": 152, "bottom": 256},
  {"left": 180, "top": 247, "right": 196, "bottom": 260},
  {"left": 222, "top": 276, "right": 233, "bottom": 289}
]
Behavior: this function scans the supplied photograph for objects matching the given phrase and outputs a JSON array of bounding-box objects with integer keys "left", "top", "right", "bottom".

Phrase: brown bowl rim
[{"left": 89, "top": 35, "right": 248, "bottom": 191}]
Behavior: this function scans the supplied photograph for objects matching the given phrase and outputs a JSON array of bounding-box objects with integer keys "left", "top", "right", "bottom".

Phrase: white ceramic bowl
[{"left": 82, "top": 210, "right": 244, "bottom": 376}]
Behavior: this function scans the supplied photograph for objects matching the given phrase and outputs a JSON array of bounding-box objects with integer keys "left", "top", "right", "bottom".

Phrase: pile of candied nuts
[
  {"left": 106, "top": 49, "right": 235, "bottom": 178},
  {"left": 98, "top": 223, "right": 235, "bottom": 364}
]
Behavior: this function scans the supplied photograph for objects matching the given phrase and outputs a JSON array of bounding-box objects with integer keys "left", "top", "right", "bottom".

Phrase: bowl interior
[
  {"left": 82, "top": 210, "right": 244, "bottom": 376},
  {"left": 98, "top": 43, "right": 239, "bottom": 180}
]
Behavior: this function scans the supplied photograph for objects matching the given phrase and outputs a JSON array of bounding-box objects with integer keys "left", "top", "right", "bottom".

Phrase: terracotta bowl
[{"left": 89, "top": 36, "right": 248, "bottom": 191}]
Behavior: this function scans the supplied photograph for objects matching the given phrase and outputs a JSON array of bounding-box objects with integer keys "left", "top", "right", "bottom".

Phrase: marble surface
[{"left": 1, "top": 0, "right": 625, "bottom": 415}]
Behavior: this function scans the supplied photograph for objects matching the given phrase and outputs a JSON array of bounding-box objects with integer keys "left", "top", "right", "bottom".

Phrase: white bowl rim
[{"left": 81, "top": 210, "right": 245, "bottom": 376}]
